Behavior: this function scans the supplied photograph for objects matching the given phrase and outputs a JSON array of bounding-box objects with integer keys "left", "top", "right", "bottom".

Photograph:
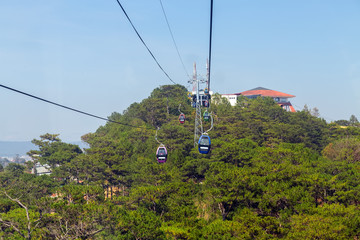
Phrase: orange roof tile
[{"left": 240, "top": 87, "right": 295, "bottom": 98}]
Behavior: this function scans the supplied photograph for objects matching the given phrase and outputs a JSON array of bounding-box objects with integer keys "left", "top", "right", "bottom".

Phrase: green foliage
[
  {"left": 44, "top": 201, "right": 111, "bottom": 239},
  {"left": 211, "top": 138, "right": 258, "bottom": 166},
  {"left": 0, "top": 207, "right": 44, "bottom": 239},
  {"left": 287, "top": 204, "right": 360, "bottom": 239},
  {"left": 201, "top": 219, "right": 251, "bottom": 239},
  {"left": 349, "top": 115, "right": 359, "bottom": 127},
  {"left": 4, "top": 163, "right": 25, "bottom": 178},
  {"left": 322, "top": 137, "right": 360, "bottom": 163},
  {"left": 335, "top": 119, "right": 350, "bottom": 126},
  {"left": 116, "top": 207, "right": 165, "bottom": 240},
  {"left": 205, "top": 162, "right": 256, "bottom": 220},
  {"left": 29, "top": 133, "right": 83, "bottom": 181},
  {"left": 2, "top": 85, "right": 360, "bottom": 239}
]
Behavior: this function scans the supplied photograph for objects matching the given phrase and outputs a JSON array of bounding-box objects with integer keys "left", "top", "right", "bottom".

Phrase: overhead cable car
[
  {"left": 179, "top": 113, "right": 186, "bottom": 124},
  {"left": 156, "top": 145, "right": 167, "bottom": 163},
  {"left": 203, "top": 100, "right": 209, "bottom": 107},
  {"left": 202, "top": 94, "right": 210, "bottom": 107},
  {"left": 198, "top": 135, "right": 211, "bottom": 154},
  {"left": 203, "top": 110, "right": 210, "bottom": 122},
  {"left": 204, "top": 88, "right": 209, "bottom": 95},
  {"left": 191, "top": 94, "right": 197, "bottom": 108},
  {"left": 192, "top": 94, "right": 197, "bottom": 103},
  {"left": 187, "top": 92, "right": 192, "bottom": 100}
]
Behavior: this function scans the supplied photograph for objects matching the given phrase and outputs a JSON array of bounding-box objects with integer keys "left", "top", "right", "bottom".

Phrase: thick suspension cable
[
  {"left": 208, "top": 0, "right": 214, "bottom": 91},
  {"left": 115, "top": 0, "right": 177, "bottom": 84},
  {"left": 159, "top": 0, "right": 191, "bottom": 80},
  {"left": 0, "top": 84, "right": 153, "bottom": 130}
]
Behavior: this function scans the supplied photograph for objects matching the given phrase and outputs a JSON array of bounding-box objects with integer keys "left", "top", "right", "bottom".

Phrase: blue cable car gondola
[
  {"left": 198, "top": 135, "right": 211, "bottom": 154},
  {"left": 179, "top": 113, "right": 185, "bottom": 124},
  {"left": 204, "top": 88, "right": 209, "bottom": 95},
  {"left": 156, "top": 145, "right": 167, "bottom": 163}
]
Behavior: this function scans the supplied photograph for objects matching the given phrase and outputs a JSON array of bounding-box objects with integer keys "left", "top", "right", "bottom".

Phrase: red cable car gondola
[
  {"left": 203, "top": 100, "right": 209, "bottom": 107},
  {"left": 179, "top": 113, "right": 185, "bottom": 124}
]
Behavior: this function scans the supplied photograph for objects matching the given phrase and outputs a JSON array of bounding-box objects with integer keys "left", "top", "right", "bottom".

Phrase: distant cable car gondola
[
  {"left": 179, "top": 113, "right": 186, "bottom": 124},
  {"left": 198, "top": 135, "right": 211, "bottom": 154},
  {"left": 192, "top": 94, "right": 197, "bottom": 103},
  {"left": 187, "top": 92, "right": 192, "bottom": 100},
  {"left": 203, "top": 111, "right": 210, "bottom": 122},
  {"left": 204, "top": 88, "right": 209, "bottom": 95},
  {"left": 156, "top": 145, "right": 167, "bottom": 163},
  {"left": 203, "top": 100, "right": 209, "bottom": 107}
]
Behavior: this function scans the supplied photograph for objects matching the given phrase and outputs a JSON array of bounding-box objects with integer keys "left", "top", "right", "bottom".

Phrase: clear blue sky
[{"left": 0, "top": 1, "right": 359, "bottom": 141}]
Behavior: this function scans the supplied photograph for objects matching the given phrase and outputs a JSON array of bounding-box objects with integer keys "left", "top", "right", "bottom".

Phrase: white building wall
[{"left": 222, "top": 95, "right": 237, "bottom": 106}]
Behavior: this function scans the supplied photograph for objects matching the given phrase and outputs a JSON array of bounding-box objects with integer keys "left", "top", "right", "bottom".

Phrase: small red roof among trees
[{"left": 239, "top": 87, "right": 295, "bottom": 98}]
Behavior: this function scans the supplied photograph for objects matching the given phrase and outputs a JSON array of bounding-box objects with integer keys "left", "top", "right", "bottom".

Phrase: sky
[{"left": 0, "top": 0, "right": 360, "bottom": 142}]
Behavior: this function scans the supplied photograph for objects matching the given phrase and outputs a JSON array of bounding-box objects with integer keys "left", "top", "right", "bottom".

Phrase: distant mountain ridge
[
  {"left": 0, "top": 141, "right": 36, "bottom": 156},
  {"left": 0, "top": 141, "right": 88, "bottom": 157}
]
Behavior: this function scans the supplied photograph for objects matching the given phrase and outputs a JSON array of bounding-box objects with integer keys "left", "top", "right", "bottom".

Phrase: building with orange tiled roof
[{"left": 221, "top": 87, "right": 296, "bottom": 112}]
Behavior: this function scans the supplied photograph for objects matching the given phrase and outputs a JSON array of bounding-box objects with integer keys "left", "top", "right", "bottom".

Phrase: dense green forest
[{"left": 1, "top": 85, "right": 359, "bottom": 239}]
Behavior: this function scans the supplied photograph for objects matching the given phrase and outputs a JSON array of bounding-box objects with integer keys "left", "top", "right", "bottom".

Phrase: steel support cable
[
  {"left": 204, "top": 112, "right": 214, "bottom": 134},
  {"left": 115, "top": 0, "right": 177, "bottom": 85},
  {"left": 159, "top": 0, "right": 191, "bottom": 80},
  {"left": 0, "top": 84, "right": 154, "bottom": 130},
  {"left": 154, "top": 127, "right": 164, "bottom": 146},
  {"left": 208, "top": 0, "right": 214, "bottom": 91}
]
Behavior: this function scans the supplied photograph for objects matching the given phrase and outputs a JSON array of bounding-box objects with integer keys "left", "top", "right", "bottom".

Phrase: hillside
[{"left": 0, "top": 85, "right": 359, "bottom": 239}]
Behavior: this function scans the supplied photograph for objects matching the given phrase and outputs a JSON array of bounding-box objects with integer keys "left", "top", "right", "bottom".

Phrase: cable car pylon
[
  {"left": 189, "top": 60, "right": 213, "bottom": 153},
  {"left": 188, "top": 63, "right": 203, "bottom": 147}
]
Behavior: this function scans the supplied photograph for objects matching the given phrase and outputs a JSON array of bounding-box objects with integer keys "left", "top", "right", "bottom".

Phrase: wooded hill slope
[{"left": 1, "top": 84, "right": 359, "bottom": 239}]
